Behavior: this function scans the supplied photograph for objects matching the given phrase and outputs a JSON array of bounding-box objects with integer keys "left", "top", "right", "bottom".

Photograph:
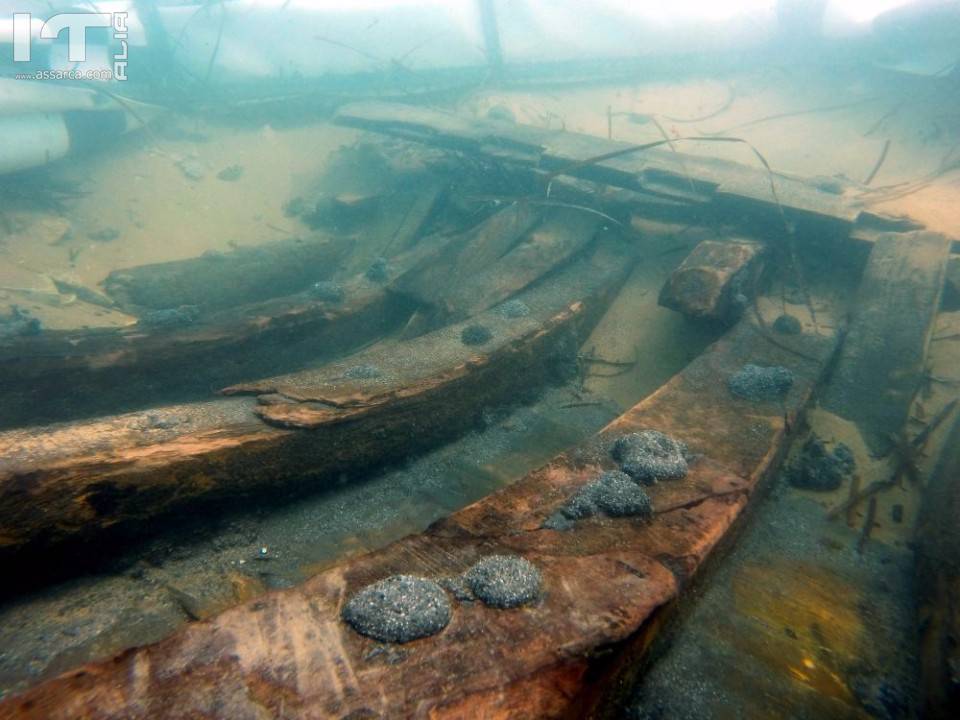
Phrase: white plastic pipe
[
  {"left": 0, "top": 113, "right": 70, "bottom": 174},
  {"left": 0, "top": 78, "right": 103, "bottom": 115}
]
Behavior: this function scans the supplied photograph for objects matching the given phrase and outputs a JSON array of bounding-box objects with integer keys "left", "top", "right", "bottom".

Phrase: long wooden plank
[
  {"left": 0, "top": 309, "right": 839, "bottom": 718},
  {"left": 102, "top": 234, "right": 351, "bottom": 313},
  {"left": 0, "top": 236, "right": 633, "bottom": 561},
  {"left": 820, "top": 231, "right": 952, "bottom": 453},
  {"left": 0, "top": 221, "right": 456, "bottom": 429},
  {"left": 389, "top": 202, "right": 543, "bottom": 331},
  {"left": 0, "top": 274, "right": 411, "bottom": 430}
]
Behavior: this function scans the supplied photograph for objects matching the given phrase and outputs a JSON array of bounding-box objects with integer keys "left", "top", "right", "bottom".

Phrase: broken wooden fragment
[
  {"left": 297, "top": 141, "right": 448, "bottom": 273},
  {"left": 103, "top": 234, "right": 352, "bottom": 313},
  {"left": 0, "top": 308, "right": 839, "bottom": 718},
  {"left": 440, "top": 207, "right": 603, "bottom": 323},
  {"left": 391, "top": 205, "right": 603, "bottom": 334},
  {"left": 820, "top": 231, "right": 952, "bottom": 454},
  {"left": 658, "top": 239, "right": 764, "bottom": 324},
  {"left": 0, "top": 236, "right": 634, "bottom": 562},
  {"left": 389, "top": 202, "right": 542, "bottom": 329}
]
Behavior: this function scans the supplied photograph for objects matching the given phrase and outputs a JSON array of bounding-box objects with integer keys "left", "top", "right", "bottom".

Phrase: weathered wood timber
[
  {"left": 103, "top": 234, "right": 353, "bottom": 313},
  {"left": 390, "top": 204, "right": 603, "bottom": 333},
  {"left": 0, "top": 307, "right": 839, "bottom": 719},
  {"left": 945, "top": 255, "right": 960, "bottom": 308},
  {"left": 390, "top": 202, "right": 543, "bottom": 328},
  {"left": 438, "top": 207, "right": 603, "bottom": 322},
  {"left": 0, "top": 235, "right": 633, "bottom": 560},
  {"left": 915, "top": 408, "right": 960, "bottom": 720},
  {"left": 334, "top": 101, "right": 931, "bottom": 244},
  {"left": 0, "top": 215, "right": 457, "bottom": 429},
  {"left": 0, "top": 273, "right": 413, "bottom": 429},
  {"left": 658, "top": 238, "right": 764, "bottom": 323},
  {"left": 820, "top": 231, "right": 952, "bottom": 454}
]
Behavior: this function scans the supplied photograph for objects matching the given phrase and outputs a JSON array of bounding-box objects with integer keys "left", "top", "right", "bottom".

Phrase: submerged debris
[
  {"left": 464, "top": 555, "right": 542, "bottom": 609},
  {"left": 344, "top": 364, "right": 381, "bottom": 380},
  {"left": 486, "top": 104, "right": 517, "bottom": 124},
  {"left": 365, "top": 257, "right": 390, "bottom": 283},
  {"left": 461, "top": 324, "right": 493, "bottom": 346},
  {"left": 787, "top": 436, "right": 856, "bottom": 492},
  {"left": 310, "top": 280, "right": 345, "bottom": 303},
  {"left": 342, "top": 575, "right": 451, "bottom": 643},
  {"left": 611, "top": 430, "right": 690, "bottom": 485},
  {"left": 773, "top": 313, "right": 802, "bottom": 335},
  {"left": 498, "top": 299, "right": 531, "bottom": 319},
  {"left": 283, "top": 196, "right": 307, "bottom": 218},
  {"left": 0, "top": 305, "right": 42, "bottom": 338},
  {"left": 139, "top": 305, "right": 200, "bottom": 329},
  {"left": 88, "top": 227, "right": 120, "bottom": 243},
  {"left": 544, "top": 470, "right": 653, "bottom": 530},
  {"left": 216, "top": 165, "right": 244, "bottom": 182},
  {"left": 728, "top": 364, "right": 794, "bottom": 401},
  {"left": 176, "top": 156, "right": 206, "bottom": 181}
]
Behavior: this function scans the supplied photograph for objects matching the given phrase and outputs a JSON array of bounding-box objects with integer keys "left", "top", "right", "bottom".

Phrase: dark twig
[
  {"left": 856, "top": 497, "right": 878, "bottom": 555},
  {"left": 828, "top": 399, "right": 958, "bottom": 520},
  {"left": 863, "top": 139, "right": 891, "bottom": 186}
]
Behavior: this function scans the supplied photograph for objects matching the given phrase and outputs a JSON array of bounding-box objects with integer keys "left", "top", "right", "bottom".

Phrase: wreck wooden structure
[
  {"left": 1, "top": 102, "right": 958, "bottom": 717},
  {"left": 0, "top": 303, "right": 839, "bottom": 719},
  {"left": 0, "top": 235, "right": 633, "bottom": 562}
]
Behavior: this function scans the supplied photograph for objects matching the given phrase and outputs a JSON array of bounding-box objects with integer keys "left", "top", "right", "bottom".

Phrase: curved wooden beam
[{"left": 0, "top": 309, "right": 839, "bottom": 719}]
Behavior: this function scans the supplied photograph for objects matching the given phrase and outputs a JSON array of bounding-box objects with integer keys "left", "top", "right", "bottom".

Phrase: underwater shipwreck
[{"left": 0, "top": 1, "right": 959, "bottom": 718}]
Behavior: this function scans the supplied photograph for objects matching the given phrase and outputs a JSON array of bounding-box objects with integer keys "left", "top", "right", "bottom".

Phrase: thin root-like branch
[
  {"left": 828, "top": 399, "right": 958, "bottom": 520},
  {"left": 863, "top": 139, "right": 891, "bottom": 186}
]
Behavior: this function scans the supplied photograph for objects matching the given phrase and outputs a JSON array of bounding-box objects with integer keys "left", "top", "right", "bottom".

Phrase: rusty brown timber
[
  {"left": 0, "top": 236, "right": 632, "bottom": 558},
  {"left": 0, "top": 311, "right": 838, "bottom": 719},
  {"left": 658, "top": 238, "right": 765, "bottom": 323}
]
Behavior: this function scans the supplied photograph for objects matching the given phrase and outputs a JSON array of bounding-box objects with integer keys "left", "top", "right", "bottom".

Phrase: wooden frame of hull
[
  {"left": 0, "top": 237, "right": 634, "bottom": 565},
  {"left": 0, "top": 308, "right": 839, "bottom": 719}
]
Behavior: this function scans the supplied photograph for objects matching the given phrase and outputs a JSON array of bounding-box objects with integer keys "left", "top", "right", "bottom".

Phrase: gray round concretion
[
  {"left": 461, "top": 323, "right": 493, "bottom": 346},
  {"left": 341, "top": 575, "right": 452, "bottom": 643},
  {"left": 498, "top": 299, "right": 531, "bottom": 318},
  {"left": 728, "top": 363, "right": 795, "bottom": 401},
  {"left": 591, "top": 470, "right": 654, "bottom": 518},
  {"left": 549, "top": 470, "right": 654, "bottom": 527},
  {"left": 612, "top": 430, "right": 689, "bottom": 485},
  {"left": 344, "top": 363, "right": 381, "bottom": 380},
  {"left": 310, "top": 280, "right": 345, "bottom": 303},
  {"left": 464, "top": 555, "right": 542, "bottom": 609},
  {"left": 772, "top": 313, "right": 802, "bottom": 335}
]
